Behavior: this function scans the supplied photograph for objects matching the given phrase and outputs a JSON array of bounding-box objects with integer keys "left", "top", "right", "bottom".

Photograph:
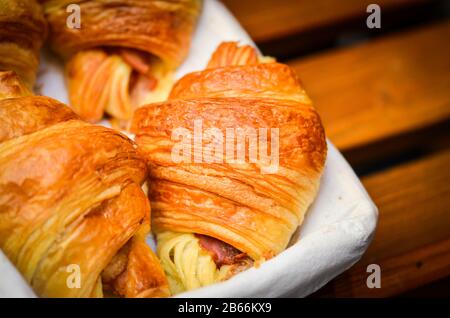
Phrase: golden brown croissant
[
  {"left": 131, "top": 42, "right": 327, "bottom": 294},
  {"left": 0, "top": 0, "right": 47, "bottom": 89},
  {"left": 40, "top": 0, "right": 202, "bottom": 125},
  {"left": 0, "top": 71, "right": 169, "bottom": 298}
]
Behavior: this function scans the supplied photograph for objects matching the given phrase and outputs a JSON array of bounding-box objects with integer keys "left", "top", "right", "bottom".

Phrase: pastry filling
[
  {"left": 86, "top": 242, "right": 132, "bottom": 298},
  {"left": 66, "top": 48, "right": 173, "bottom": 127},
  {"left": 156, "top": 231, "right": 253, "bottom": 295},
  {"left": 99, "top": 242, "right": 131, "bottom": 298}
]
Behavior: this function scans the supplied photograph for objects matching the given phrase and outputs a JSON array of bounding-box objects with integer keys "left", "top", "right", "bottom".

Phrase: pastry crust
[
  {"left": 41, "top": 0, "right": 202, "bottom": 67},
  {"left": 40, "top": 0, "right": 202, "bottom": 124},
  {"left": 0, "top": 71, "right": 169, "bottom": 298},
  {"left": 132, "top": 42, "right": 327, "bottom": 263},
  {"left": 0, "top": 71, "right": 33, "bottom": 100},
  {"left": 0, "top": 0, "right": 47, "bottom": 88}
]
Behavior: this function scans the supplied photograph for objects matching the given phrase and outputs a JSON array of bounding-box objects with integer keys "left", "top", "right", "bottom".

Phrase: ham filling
[
  {"left": 195, "top": 234, "right": 251, "bottom": 267},
  {"left": 116, "top": 49, "right": 158, "bottom": 106}
]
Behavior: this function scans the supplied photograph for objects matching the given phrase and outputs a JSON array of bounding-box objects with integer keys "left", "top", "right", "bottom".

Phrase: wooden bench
[
  {"left": 299, "top": 21, "right": 450, "bottom": 296},
  {"left": 222, "top": 0, "right": 450, "bottom": 297},
  {"left": 289, "top": 21, "right": 450, "bottom": 170},
  {"left": 222, "top": 0, "right": 444, "bottom": 58},
  {"left": 314, "top": 151, "right": 450, "bottom": 297}
]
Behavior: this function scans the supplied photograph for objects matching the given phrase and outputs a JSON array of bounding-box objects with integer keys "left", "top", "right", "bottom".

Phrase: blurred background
[{"left": 221, "top": 0, "right": 450, "bottom": 297}]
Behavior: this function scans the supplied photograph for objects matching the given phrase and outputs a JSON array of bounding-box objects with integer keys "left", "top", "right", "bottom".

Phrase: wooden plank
[
  {"left": 222, "top": 0, "right": 433, "bottom": 44},
  {"left": 361, "top": 151, "right": 450, "bottom": 263},
  {"left": 289, "top": 21, "right": 450, "bottom": 156},
  {"left": 326, "top": 238, "right": 450, "bottom": 297},
  {"left": 342, "top": 119, "right": 450, "bottom": 175},
  {"left": 312, "top": 150, "right": 450, "bottom": 297}
]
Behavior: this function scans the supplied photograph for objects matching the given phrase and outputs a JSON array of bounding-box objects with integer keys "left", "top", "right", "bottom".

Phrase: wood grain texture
[
  {"left": 362, "top": 151, "right": 450, "bottom": 263},
  {"left": 313, "top": 150, "right": 450, "bottom": 297},
  {"left": 326, "top": 238, "right": 450, "bottom": 297},
  {"left": 289, "top": 20, "right": 450, "bottom": 152},
  {"left": 221, "top": 0, "right": 432, "bottom": 43}
]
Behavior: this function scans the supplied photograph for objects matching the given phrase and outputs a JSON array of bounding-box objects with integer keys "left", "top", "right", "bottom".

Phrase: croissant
[
  {"left": 40, "top": 0, "right": 202, "bottom": 126},
  {"left": 0, "top": 0, "right": 47, "bottom": 89},
  {"left": 131, "top": 42, "right": 327, "bottom": 294},
  {"left": 0, "top": 71, "right": 169, "bottom": 298}
]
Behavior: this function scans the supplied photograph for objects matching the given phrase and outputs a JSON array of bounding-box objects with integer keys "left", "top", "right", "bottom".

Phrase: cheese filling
[{"left": 156, "top": 231, "right": 234, "bottom": 295}]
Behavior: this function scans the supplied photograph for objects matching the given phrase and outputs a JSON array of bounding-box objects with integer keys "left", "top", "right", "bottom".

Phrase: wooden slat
[
  {"left": 312, "top": 150, "right": 450, "bottom": 297},
  {"left": 222, "top": 0, "right": 432, "bottom": 44},
  {"left": 289, "top": 21, "right": 450, "bottom": 158},
  {"left": 327, "top": 238, "right": 450, "bottom": 297},
  {"left": 342, "top": 119, "right": 450, "bottom": 174},
  {"left": 361, "top": 151, "right": 450, "bottom": 263}
]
